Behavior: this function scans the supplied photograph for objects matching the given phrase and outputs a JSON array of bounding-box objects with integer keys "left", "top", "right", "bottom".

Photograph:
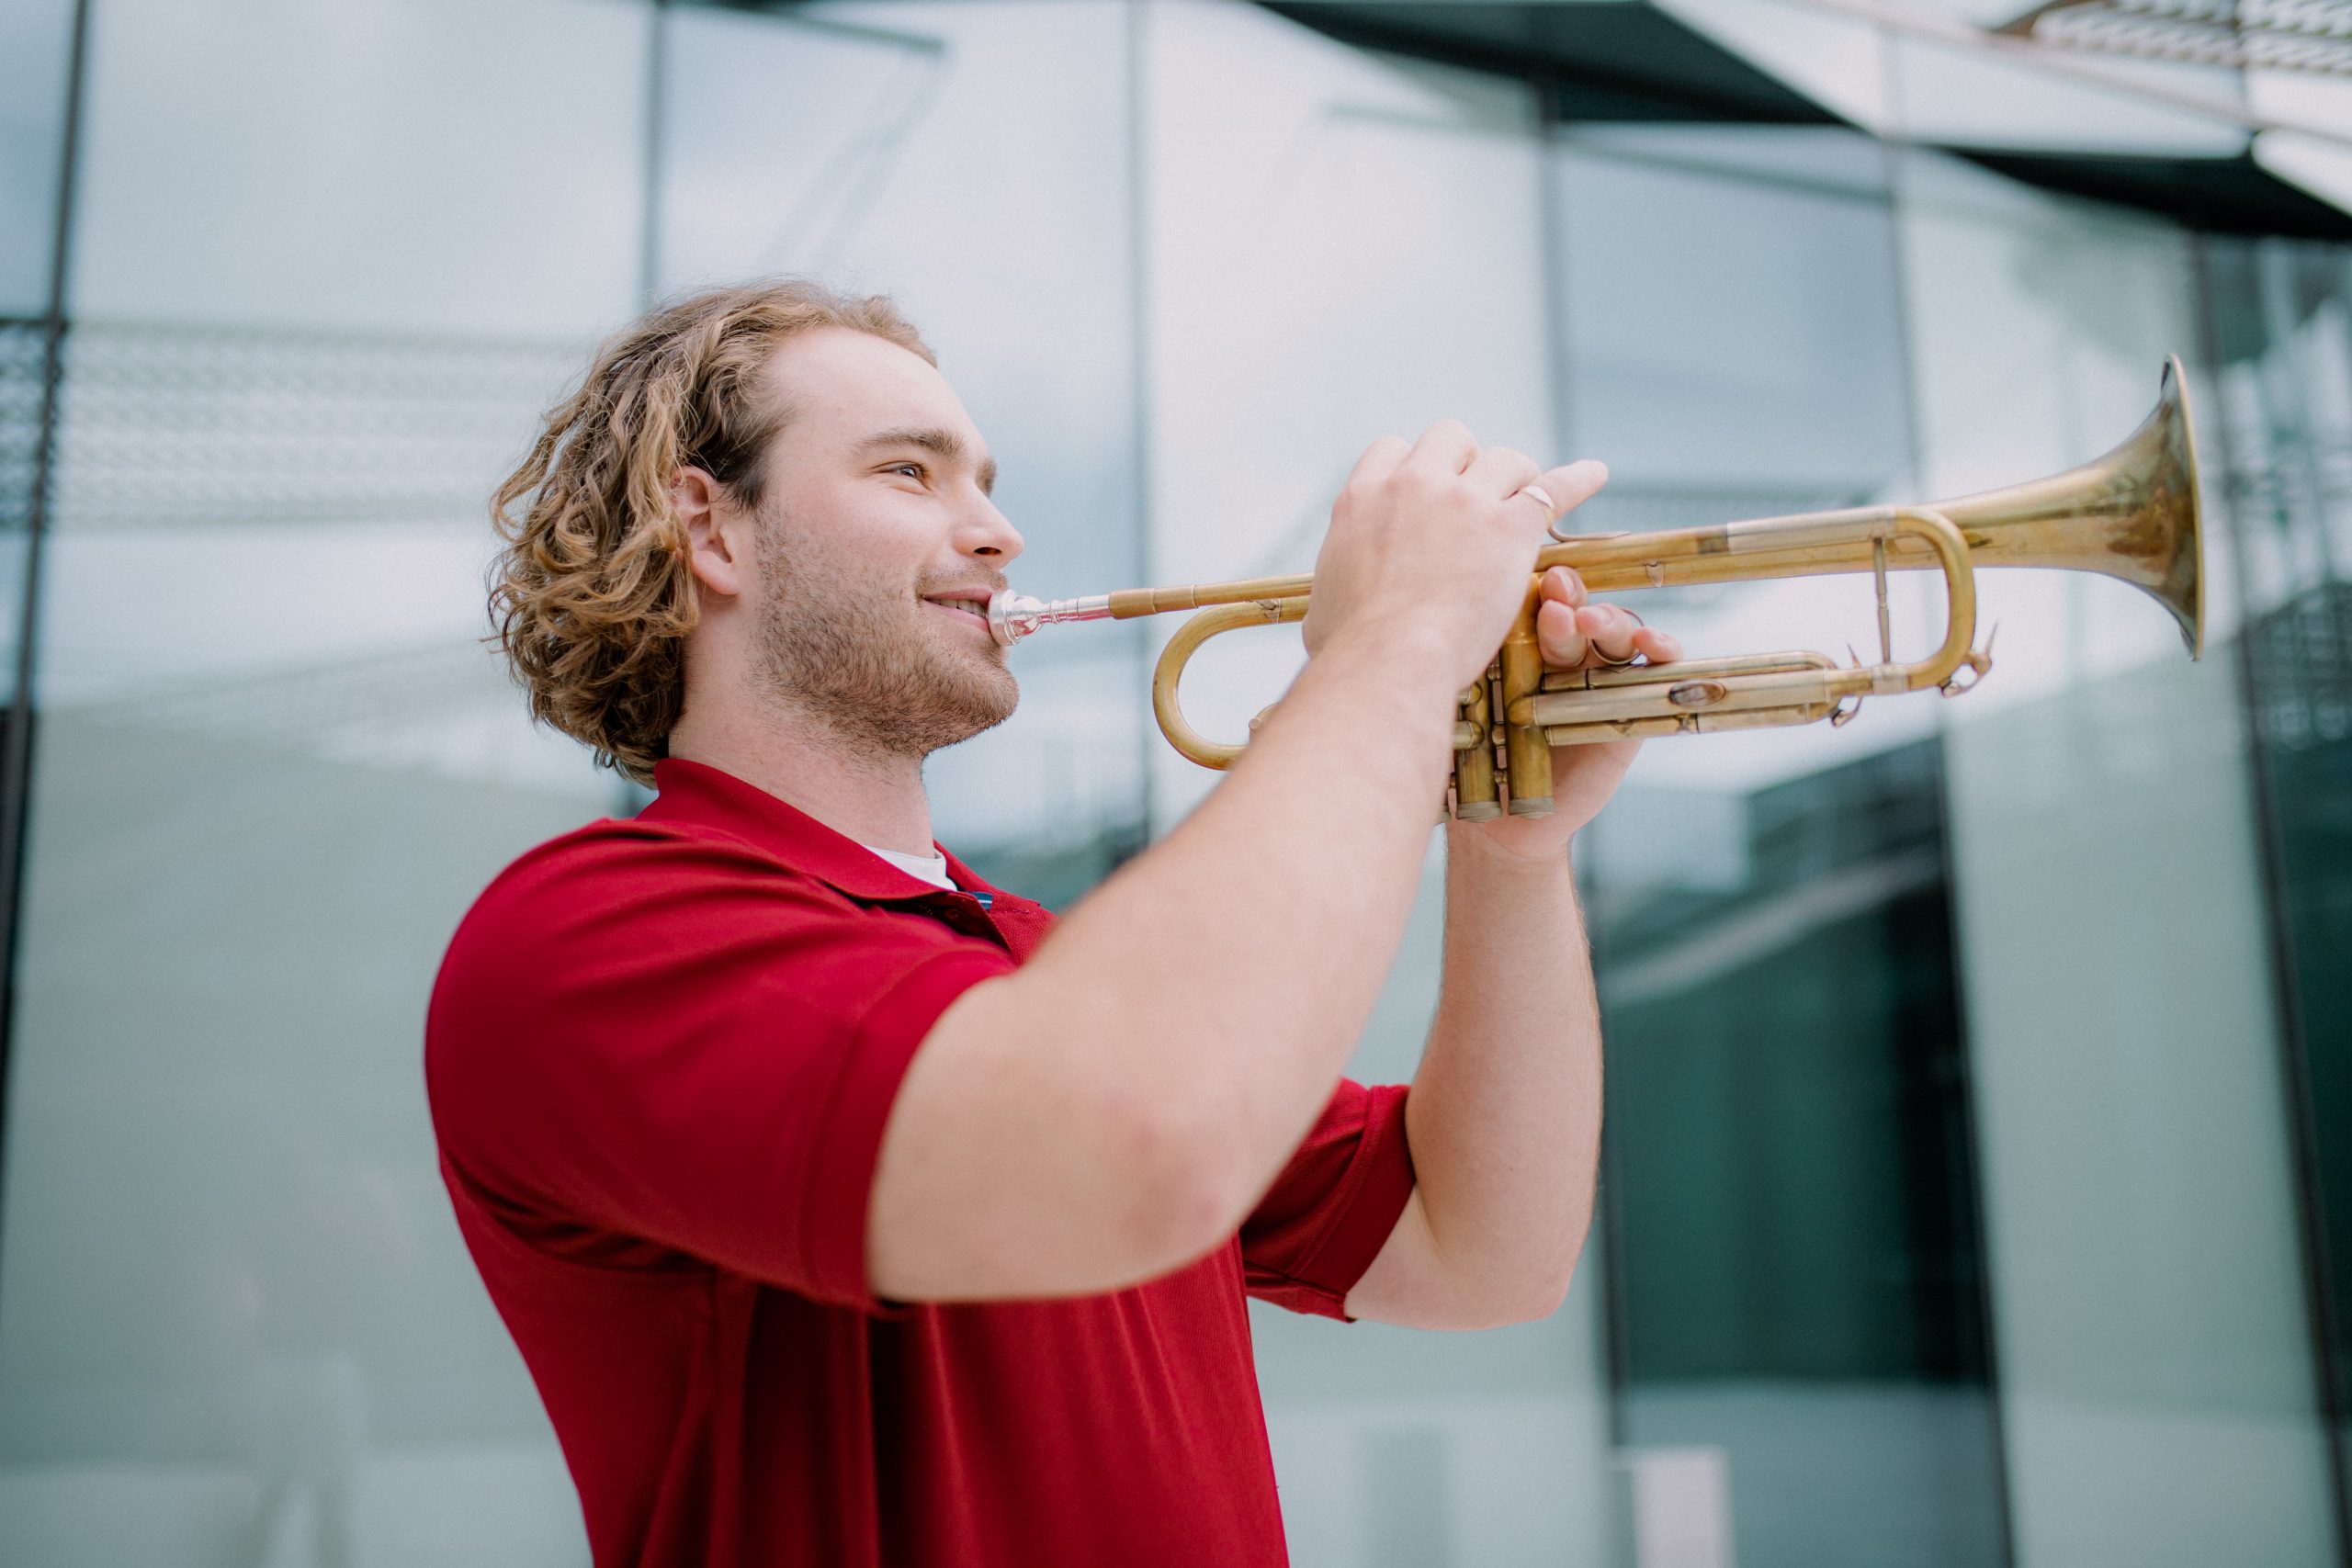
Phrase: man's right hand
[{"left": 1300, "top": 420, "right": 1610, "bottom": 691}]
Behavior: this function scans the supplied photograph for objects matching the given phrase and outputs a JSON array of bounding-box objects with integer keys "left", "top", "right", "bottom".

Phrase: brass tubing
[
  {"left": 1149, "top": 597, "right": 1309, "bottom": 769},
  {"left": 1453, "top": 681, "right": 1500, "bottom": 820},
  {"left": 1539, "top": 649, "right": 1838, "bottom": 694},
  {"left": 1108, "top": 578, "right": 1311, "bottom": 618},
  {"left": 1526, "top": 665, "right": 1867, "bottom": 728},
  {"left": 1148, "top": 511, "right": 1976, "bottom": 775},
  {"left": 1544, "top": 700, "right": 1847, "bottom": 746},
  {"left": 1498, "top": 597, "right": 1552, "bottom": 816},
  {"left": 1044, "top": 357, "right": 2203, "bottom": 814},
  {"left": 1514, "top": 509, "right": 1976, "bottom": 732}
]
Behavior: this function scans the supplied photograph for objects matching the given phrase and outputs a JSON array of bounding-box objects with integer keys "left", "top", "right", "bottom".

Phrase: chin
[
  {"left": 959, "top": 668, "right": 1020, "bottom": 736},
  {"left": 920, "top": 646, "right": 1019, "bottom": 745}
]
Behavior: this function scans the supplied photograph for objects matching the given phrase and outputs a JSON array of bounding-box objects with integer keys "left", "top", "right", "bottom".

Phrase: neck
[{"left": 668, "top": 691, "right": 936, "bottom": 856}]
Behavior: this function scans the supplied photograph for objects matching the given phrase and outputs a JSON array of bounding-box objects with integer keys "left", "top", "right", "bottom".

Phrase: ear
[{"left": 673, "top": 466, "right": 750, "bottom": 600}]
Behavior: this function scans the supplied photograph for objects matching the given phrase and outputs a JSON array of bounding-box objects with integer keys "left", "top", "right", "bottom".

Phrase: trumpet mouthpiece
[{"left": 987, "top": 591, "right": 1114, "bottom": 647}]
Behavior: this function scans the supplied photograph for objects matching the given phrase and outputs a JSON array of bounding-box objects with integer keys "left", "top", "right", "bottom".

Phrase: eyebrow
[{"left": 859, "top": 426, "right": 997, "bottom": 496}]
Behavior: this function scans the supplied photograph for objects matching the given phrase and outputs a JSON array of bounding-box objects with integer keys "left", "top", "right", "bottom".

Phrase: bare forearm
[
  {"left": 1407, "top": 825, "right": 1603, "bottom": 1311},
  {"left": 1005, "top": 634, "right": 1458, "bottom": 1217},
  {"left": 878, "top": 638, "right": 1463, "bottom": 1300}
]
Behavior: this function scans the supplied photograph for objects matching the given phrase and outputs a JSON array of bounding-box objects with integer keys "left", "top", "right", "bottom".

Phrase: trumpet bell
[{"left": 1935, "top": 353, "right": 2204, "bottom": 659}]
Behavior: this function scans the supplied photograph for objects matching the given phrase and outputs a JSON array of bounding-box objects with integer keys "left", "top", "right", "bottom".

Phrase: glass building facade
[{"left": 0, "top": 3, "right": 2343, "bottom": 1564}]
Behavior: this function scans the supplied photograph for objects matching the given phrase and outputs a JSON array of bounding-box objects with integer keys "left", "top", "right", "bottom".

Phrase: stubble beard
[{"left": 748, "top": 521, "right": 1019, "bottom": 766}]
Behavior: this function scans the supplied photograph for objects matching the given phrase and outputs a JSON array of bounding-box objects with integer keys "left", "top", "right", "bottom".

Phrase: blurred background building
[{"left": 0, "top": 1, "right": 2346, "bottom": 1564}]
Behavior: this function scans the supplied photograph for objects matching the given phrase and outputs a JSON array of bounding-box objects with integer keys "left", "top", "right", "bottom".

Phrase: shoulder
[
  {"left": 466, "top": 815, "right": 850, "bottom": 943},
  {"left": 433, "top": 817, "right": 865, "bottom": 1027}
]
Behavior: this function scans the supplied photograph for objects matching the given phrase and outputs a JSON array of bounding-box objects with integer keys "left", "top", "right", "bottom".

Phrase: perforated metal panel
[
  {"left": 2006, "top": 0, "right": 2352, "bottom": 76},
  {"left": 45, "top": 321, "right": 582, "bottom": 532}
]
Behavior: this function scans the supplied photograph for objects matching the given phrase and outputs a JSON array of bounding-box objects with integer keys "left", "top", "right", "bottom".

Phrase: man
[{"left": 426, "top": 279, "right": 1678, "bottom": 1567}]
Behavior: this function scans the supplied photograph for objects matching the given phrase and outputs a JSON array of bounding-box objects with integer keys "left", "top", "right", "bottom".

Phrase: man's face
[{"left": 739, "top": 327, "right": 1024, "bottom": 761}]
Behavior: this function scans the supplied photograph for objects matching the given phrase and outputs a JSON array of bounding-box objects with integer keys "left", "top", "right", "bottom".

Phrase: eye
[{"left": 885, "top": 460, "right": 927, "bottom": 482}]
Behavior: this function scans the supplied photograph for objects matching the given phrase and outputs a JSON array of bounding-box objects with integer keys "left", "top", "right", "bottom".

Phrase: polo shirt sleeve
[
  {"left": 426, "top": 828, "right": 1012, "bottom": 1314},
  {"left": 1238, "top": 1078, "right": 1416, "bottom": 1320}
]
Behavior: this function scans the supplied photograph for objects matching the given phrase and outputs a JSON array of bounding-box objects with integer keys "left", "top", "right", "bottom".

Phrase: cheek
[{"left": 781, "top": 481, "right": 939, "bottom": 579}]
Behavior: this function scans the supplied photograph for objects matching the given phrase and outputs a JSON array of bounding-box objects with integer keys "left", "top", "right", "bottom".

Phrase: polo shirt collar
[{"left": 641, "top": 757, "right": 1023, "bottom": 909}]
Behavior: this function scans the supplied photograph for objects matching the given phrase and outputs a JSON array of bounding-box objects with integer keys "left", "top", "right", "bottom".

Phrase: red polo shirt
[{"left": 425, "top": 758, "right": 1417, "bottom": 1568}]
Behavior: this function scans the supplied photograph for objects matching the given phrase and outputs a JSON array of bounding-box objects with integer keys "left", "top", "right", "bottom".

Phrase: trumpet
[{"left": 985, "top": 356, "right": 2204, "bottom": 821}]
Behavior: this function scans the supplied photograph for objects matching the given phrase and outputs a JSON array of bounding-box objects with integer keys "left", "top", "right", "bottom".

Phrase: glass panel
[
  {"left": 1595, "top": 740, "right": 2002, "bottom": 1568},
  {"left": 1556, "top": 126, "right": 2010, "bottom": 1568},
  {"left": 0, "top": 321, "right": 40, "bottom": 715},
  {"left": 0, "top": 0, "right": 75, "bottom": 315},
  {"left": 659, "top": 0, "right": 1147, "bottom": 905},
  {"left": 0, "top": 2, "right": 650, "bottom": 1562},
  {"left": 0, "top": 0, "right": 75, "bottom": 714},
  {"left": 1898, "top": 150, "right": 2336, "bottom": 1565},
  {"left": 2202, "top": 232, "right": 2352, "bottom": 1537},
  {"left": 1141, "top": 10, "right": 1616, "bottom": 1563}
]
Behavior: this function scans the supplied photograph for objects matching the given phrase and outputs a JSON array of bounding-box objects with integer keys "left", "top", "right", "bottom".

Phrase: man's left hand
[{"left": 1459, "top": 564, "right": 1681, "bottom": 861}]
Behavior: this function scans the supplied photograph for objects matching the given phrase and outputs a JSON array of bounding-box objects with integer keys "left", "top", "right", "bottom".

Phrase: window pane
[
  {"left": 1901, "top": 152, "right": 2335, "bottom": 1566},
  {"left": 0, "top": 3, "right": 650, "bottom": 1562},
  {"left": 1558, "top": 126, "right": 2009, "bottom": 1568},
  {"left": 1141, "top": 9, "right": 1617, "bottom": 1564},
  {"left": 0, "top": 0, "right": 75, "bottom": 714},
  {"left": 0, "top": 0, "right": 74, "bottom": 315},
  {"left": 2203, "top": 231, "right": 2352, "bottom": 1540}
]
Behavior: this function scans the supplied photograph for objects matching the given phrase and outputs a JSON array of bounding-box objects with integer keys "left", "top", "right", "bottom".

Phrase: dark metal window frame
[{"left": 0, "top": 0, "right": 92, "bottom": 1294}]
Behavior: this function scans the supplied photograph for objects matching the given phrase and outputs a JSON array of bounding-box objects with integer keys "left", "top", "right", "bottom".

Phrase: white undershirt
[{"left": 861, "top": 842, "right": 956, "bottom": 891}]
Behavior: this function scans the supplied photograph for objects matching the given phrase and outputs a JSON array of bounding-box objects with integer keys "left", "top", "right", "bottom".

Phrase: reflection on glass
[
  {"left": 0, "top": 0, "right": 72, "bottom": 719},
  {"left": 1904, "top": 175, "right": 2334, "bottom": 1563},
  {"left": 1591, "top": 740, "right": 2004, "bottom": 1568},
  {"left": 2205, "top": 233, "right": 2352, "bottom": 1520},
  {"left": 0, "top": 0, "right": 75, "bottom": 315},
  {"left": 0, "top": 331, "right": 611, "bottom": 1568},
  {"left": 1555, "top": 123, "right": 2008, "bottom": 1568},
  {"left": 1136, "top": 10, "right": 1618, "bottom": 1562},
  {"left": 1555, "top": 127, "right": 1910, "bottom": 535},
  {"left": 0, "top": 319, "right": 42, "bottom": 706},
  {"left": 0, "top": 4, "right": 643, "bottom": 1563}
]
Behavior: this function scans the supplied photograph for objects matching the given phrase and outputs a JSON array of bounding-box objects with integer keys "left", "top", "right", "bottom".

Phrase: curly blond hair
[{"left": 489, "top": 279, "right": 933, "bottom": 784}]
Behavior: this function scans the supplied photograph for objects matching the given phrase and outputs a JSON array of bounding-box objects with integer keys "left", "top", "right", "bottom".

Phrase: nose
[{"left": 956, "top": 491, "right": 1024, "bottom": 569}]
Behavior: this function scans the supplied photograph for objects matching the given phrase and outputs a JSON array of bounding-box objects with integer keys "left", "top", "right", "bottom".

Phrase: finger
[
  {"left": 1406, "top": 418, "right": 1478, "bottom": 476},
  {"left": 1536, "top": 596, "right": 1588, "bottom": 668},
  {"left": 1538, "top": 564, "right": 1589, "bottom": 610},
  {"left": 1342, "top": 434, "right": 1410, "bottom": 494},
  {"left": 1529, "top": 458, "right": 1609, "bottom": 528},
  {"left": 1578, "top": 604, "right": 1644, "bottom": 665},
  {"left": 1633, "top": 626, "right": 1682, "bottom": 664},
  {"left": 1465, "top": 444, "right": 1540, "bottom": 500}
]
